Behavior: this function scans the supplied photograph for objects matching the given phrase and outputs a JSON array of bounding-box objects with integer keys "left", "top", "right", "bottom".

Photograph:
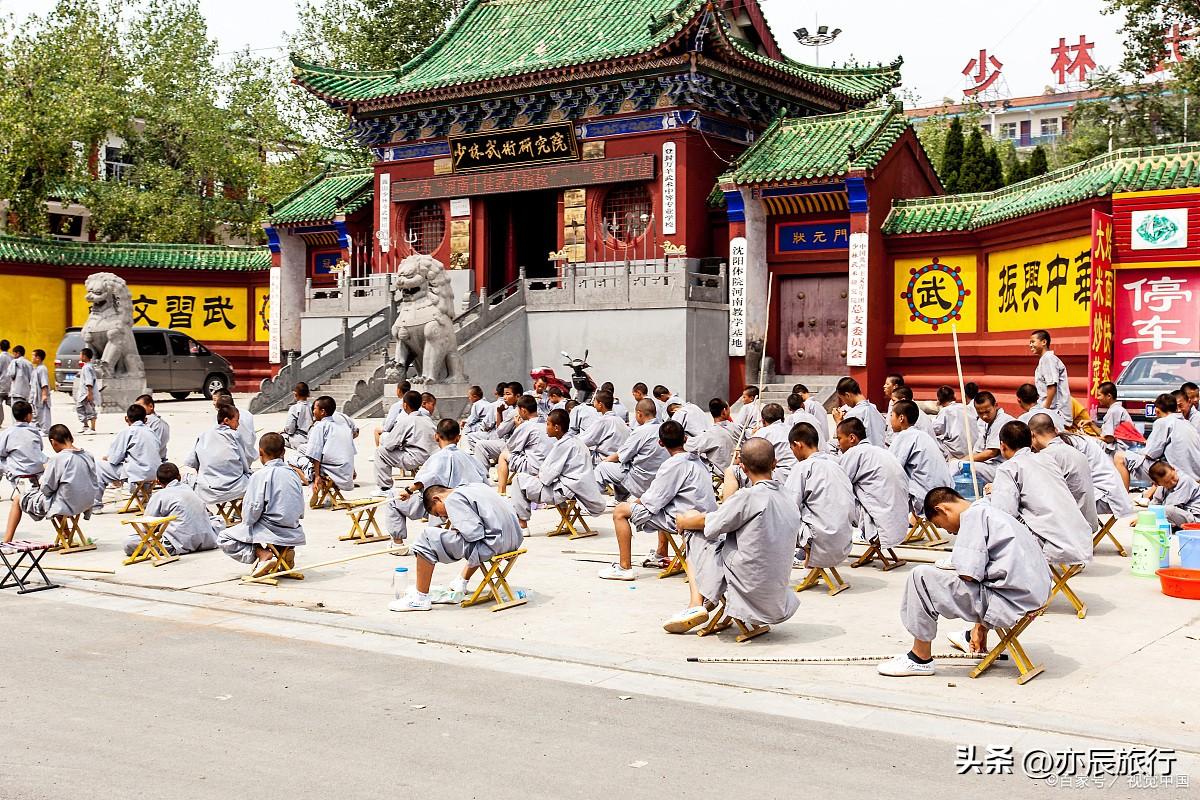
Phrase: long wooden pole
[
  {"left": 243, "top": 546, "right": 407, "bottom": 585},
  {"left": 951, "top": 323, "right": 980, "bottom": 493},
  {"left": 44, "top": 565, "right": 117, "bottom": 574},
  {"left": 758, "top": 276, "right": 773, "bottom": 389},
  {"left": 687, "top": 653, "right": 987, "bottom": 665}
]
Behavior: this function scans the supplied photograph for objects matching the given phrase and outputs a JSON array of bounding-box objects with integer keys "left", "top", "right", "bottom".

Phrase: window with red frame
[
  {"left": 405, "top": 202, "right": 447, "bottom": 254},
  {"left": 600, "top": 184, "right": 653, "bottom": 245}
]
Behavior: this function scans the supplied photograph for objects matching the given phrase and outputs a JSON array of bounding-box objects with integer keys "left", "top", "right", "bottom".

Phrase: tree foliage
[
  {"left": 1105, "top": 0, "right": 1200, "bottom": 94},
  {"left": 940, "top": 117, "right": 965, "bottom": 193},
  {"left": 291, "top": 0, "right": 465, "bottom": 71}
]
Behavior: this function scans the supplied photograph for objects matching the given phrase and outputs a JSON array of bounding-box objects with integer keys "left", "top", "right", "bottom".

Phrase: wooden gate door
[{"left": 778, "top": 274, "right": 849, "bottom": 375}]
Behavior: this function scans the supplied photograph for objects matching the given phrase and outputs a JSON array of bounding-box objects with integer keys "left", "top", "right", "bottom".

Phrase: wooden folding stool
[
  {"left": 213, "top": 497, "right": 243, "bottom": 526},
  {"left": 903, "top": 517, "right": 949, "bottom": 548},
  {"left": 309, "top": 477, "right": 346, "bottom": 510},
  {"left": 1092, "top": 515, "right": 1127, "bottom": 557},
  {"left": 1048, "top": 563, "right": 1087, "bottom": 619},
  {"left": 793, "top": 566, "right": 850, "bottom": 596},
  {"left": 657, "top": 531, "right": 688, "bottom": 579},
  {"left": 547, "top": 498, "right": 595, "bottom": 539},
  {"left": 119, "top": 480, "right": 156, "bottom": 514},
  {"left": 6, "top": 473, "right": 39, "bottom": 500},
  {"left": 694, "top": 601, "right": 770, "bottom": 642},
  {"left": 850, "top": 539, "right": 906, "bottom": 571},
  {"left": 461, "top": 548, "right": 527, "bottom": 612},
  {"left": 121, "top": 515, "right": 179, "bottom": 567},
  {"left": 970, "top": 607, "right": 1047, "bottom": 684},
  {"left": 242, "top": 544, "right": 304, "bottom": 586},
  {"left": 340, "top": 497, "right": 390, "bottom": 544},
  {"left": 0, "top": 540, "right": 58, "bottom": 594},
  {"left": 50, "top": 514, "right": 94, "bottom": 554}
]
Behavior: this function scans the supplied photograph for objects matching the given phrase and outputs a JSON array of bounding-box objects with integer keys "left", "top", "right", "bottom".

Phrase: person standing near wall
[{"left": 1030, "top": 330, "right": 1071, "bottom": 425}]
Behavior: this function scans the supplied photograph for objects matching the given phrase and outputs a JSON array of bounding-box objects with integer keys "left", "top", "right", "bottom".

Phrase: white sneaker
[
  {"left": 947, "top": 629, "right": 1006, "bottom": 660},
  {"left": 641, "top": 552, "right": 670, "bottom": 569},
  {"left": 792, "top": 552, "right": 805, "bottom": 569},
  {"left": 934, "top": 557, "right": 954, "bottom": 570},
  {"left": 663, "top": 606, "right": 709, "bottom": 634},
  {"left": 388, "top": 591, "right": 432, "bottom": 612},
  {"left": 852, "top": 529, "right": 870, "bottom": 545},
  {"left": 597, "top": 563, "right": 637, "bottom": 581},
  {"left": 877, "top": 653, "right": 936, "bottom": 677},
  {"left": 430, "top": 586, "right": 464, "bottom": 605}
]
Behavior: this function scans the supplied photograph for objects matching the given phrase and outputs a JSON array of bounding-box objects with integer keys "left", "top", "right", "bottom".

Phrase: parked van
[{"left": 55, "top": 327, "right": 235, "bottom": 399}]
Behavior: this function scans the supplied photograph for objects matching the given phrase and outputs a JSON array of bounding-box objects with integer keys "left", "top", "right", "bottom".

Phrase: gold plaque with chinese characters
[{"left": 448, "top": 122, "right": 579, "bottom": 173}]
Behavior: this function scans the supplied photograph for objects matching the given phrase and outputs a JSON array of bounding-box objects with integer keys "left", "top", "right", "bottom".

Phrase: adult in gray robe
[
  {"left": 183, "top": 422, "right": 250, "bottom": 504},
  {"left": 785, "top": 452, "right": 853, "bottom": 568},
  {"left": 217, "top": 458, "right": 305, "bottom": 564},
  {"left": 304, "top": 415, "right": 356, "bottom": 491},
  {"left": 375, "top": 410, "right": 436, "bottom": 490},
  {"left": 990, "top": 447, "right": 1093, "bottom": 565},
  {"left": 511, "top": 434, "right": 607, "bottom": 521},
  {"left": 594, "top": 420, "right": 666, "bottom": 500},
  {"left": 687, "top": 479, "right": 801, "bottom": 626},
  {"left": 97, "top": 420, "right": 162, "bottom": 498},
  {"left": 125, "top": 478, "right": 220, "bottom": 556},
  {"left": 1036, "top": 436, "right": 1099, "bottom": 530},
  {"left": 840, "top": 441, "right": 910, "bottom": 548},
  {"left": 628, "top": 451, "right": 716, "bottom": 533},
  {"left": 889, "top": 426, "right": 953, "bottom": 515},
  {"left": 900, "top": 497, "right": 1052, "bottom": 642},
  {"left": 579, "top": 412, "right": 630, "bottom": 461},
  {"left": 412, "top": 483, "right": 524, "bottom": 567},
  {"left": 383, "top": 442, "right": 487, "bottom": 542},
  {"left": 1068, "top": 432, "right": 1133, "bottom": 518}
]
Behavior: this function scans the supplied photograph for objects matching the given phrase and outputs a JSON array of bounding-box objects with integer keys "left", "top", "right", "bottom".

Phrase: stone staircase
[
  {"left": 318, "top": 342, "right": 391, "bottom": 399},
  {"left": 760, "top": 375, "right": 839, "bottom": 410}
]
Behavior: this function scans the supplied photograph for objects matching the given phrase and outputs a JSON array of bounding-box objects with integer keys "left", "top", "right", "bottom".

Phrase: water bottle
[
  {"left": 954, "top": 462, "right": 977, "bottom": 500},
  {"left": 392, "top": 566, "right": 409, "bottom": 599}
]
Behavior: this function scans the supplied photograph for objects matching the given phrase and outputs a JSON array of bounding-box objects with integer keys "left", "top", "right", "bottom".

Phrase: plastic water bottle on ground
[{"left": 392, "top": 566, "right": 409, "bottom": 599}]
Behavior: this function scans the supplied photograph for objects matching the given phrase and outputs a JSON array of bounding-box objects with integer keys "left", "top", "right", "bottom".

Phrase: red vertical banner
[{"left": 1088, "top": 210, "right": 1115, "bottom": 417}]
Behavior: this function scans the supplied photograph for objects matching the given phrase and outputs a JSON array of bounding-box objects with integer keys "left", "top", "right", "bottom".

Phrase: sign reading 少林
[
  {"left": 70, "top": 283, "right": 252, "bottom": 342},
  {"left": 449, "top": 122, "right": 579, "bottom": 173},
  {"left": 985, "top": 235, "right": 1092, "bottom": 332},
  {"left": 894, "top": 255, "right": 977, "bottom": 334}
]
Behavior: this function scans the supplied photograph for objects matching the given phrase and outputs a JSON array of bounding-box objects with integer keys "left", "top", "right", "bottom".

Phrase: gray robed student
[
  {"left": 1033, "top": 429, "right": 1098, "bottom": 530},
  {"left": 1125, "top": 409, "right": 1200, "bottom": 482},
  {"left": 302, "top": 403, "right": 357, "bottom": 491},
  {"left": 889, "top": 425, "right": 952, "bottom": 515},
  {"left": 687, "top": 475, "right": 800, "bottom": 627},
  {"left": 505, "top": 415, "right": 551, "bottom": 477},
  {"left": 839, "top": 437, "right": 910, "bottom": 549},
  {"left": 234, "top": 405, "right": 257, "bottom": 462},
  {"left": 579, "top": 411, "right": 630, "bottom": 461},
  {"left": 1034, "top": 343, "right": 1072, "bottom": 422},
  {"left": 143, "top": 411, "right": 170, "bottom": 462},
  {"left": 31, "top": 360, "right": 51, "bottom": 434},
  {"left": 75, "top": 360, "right": 100, "bottom": 425},
  {"left": 383, "top": 437, "right": 487, "bottom": 543},
  {"left": 687, "top": 419, "right": 736, "bottom": 473},
  {"left": 472, "top": 405, "right": 518, "bottom": 469},
  {"left": 375, "top": 400, "right": 437, "bottom": 490},
  {"left": 790, "top": 408, "right": 828, "bottom": 451},
  {"left": 0, "top": 416, "right": 45, "bottom": 481},
  {"left": 668, "top": 399, "right": 708, "bottom": 439},
  {"left": 97, "top": 413, "right": 162, "bottom": 497},
  {"left": 1149, "top": 466, "right": 1200, "bottom": 526},
  {"left": 24, "top": 445, "right": 98, "bottom": 521},
  {"left": 932, "top": 400, "right": 970, "bottom": 459},
  {"left": 125, "top": 475, "right": 220, "bottom": 556},
  {"left": 844, "top": 399, "right": 886, "bottom": 448},
  {"left": 594, "top": 410, "right": 665, "bottom": 500},
  {"left": 990, "top": 437, "right": 1092, "bottom": 566},
  {"left": 411, "top": 483, "right": 524, "bottom": 568},
  {"left": 568, "top": 402, "right": 600, "bottom": 436},
  {"left": 218, "top": 456, "right": 306, "bottom": 564},
  {"left": 462, "top": 396, "right": 490, "bottom": 434},
  {"left": 183, "top": 417, "right": 251, "bottom": 504},
  {"left": 7, "top": 353, "right": 32, "bottom": 403},
  {"left": 785, "top": 451, "right": 853, "bottom": 568},
  {"left": 511, "top": 428, "right": 607, "bottom": 522},
  {"left": 628, "top": 451, "right": 716, "bottom": 534},
  {"left": 897, "top": 495, "right": 1051, "bottom": 653},
  {"left": 970, "top": 403, "right": 1016, "bottom": 484},
  {"left": 1067, "top": 431, "right": 1133, "bottom": 518},
  {"left": 284, "top": 399, "right": 314, "bottom": 450},
  {"left": 0, "top": 346, "right": 12, "bottom": 423}
]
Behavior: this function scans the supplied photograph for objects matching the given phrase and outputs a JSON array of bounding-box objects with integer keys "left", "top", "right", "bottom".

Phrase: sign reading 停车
[
  {"left": 449, "top": 122, "right": 579, "bottom": 173},
  {"left": 71, "top": 283, "right": 252, "bottom": 342},
  {"left": 728, "top": 237, "right": 747, "bottom": 357},
  {"left": 777, "top": 222, "right": 850, "bottom": 252},
  {"left": 1114, "top": 267, "right": 1200, "bottom": 372},
  {"left": 893, "top": 255, "right": 977, "bottom": 334},
  {"left": 985, "top": 235, "right": 1092, "bottom": 332},
  {"left": 1087, "top": 212, "right": 1115, "bottom": 416}
]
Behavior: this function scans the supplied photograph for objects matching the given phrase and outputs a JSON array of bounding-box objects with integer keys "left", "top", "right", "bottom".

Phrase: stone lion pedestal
[
  {"left": 385, "top": 381, "right": 472, "bottom": 421},
  {"left": 80, "top": 271, "right": 150, "bottom": 412}
]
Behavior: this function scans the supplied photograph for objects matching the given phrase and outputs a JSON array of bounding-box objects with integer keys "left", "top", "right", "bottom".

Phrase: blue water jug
[{"left": 954, "top": 462, "right": 979, "bottom": 500}]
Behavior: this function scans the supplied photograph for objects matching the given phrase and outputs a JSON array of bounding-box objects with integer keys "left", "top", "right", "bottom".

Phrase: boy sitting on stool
[
  {"left": 3, "top": 424, "right": 96, "bottom": 543},
  {"left": 123, "top": 462, "right": 220, "bottom": 557},
  {"left": 218, "top": 433, "right": 305, "bottom": 577}
]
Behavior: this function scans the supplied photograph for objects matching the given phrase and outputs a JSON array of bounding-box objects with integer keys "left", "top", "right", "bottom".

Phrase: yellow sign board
[
  {"left": 253, "top": 286, "right": 270, "bottom": 342},
  {"left": 71, "top": 284, "right": 251, "bottom": 342},
  {"left": 893, "top": 255, "right": 977, "bottom": 334},
  {"left": 985, "top": 235, "right": 1091, "bottom": 332}
]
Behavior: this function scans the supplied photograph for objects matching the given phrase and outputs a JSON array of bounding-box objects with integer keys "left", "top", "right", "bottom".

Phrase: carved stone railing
[
  {"left": 250, "top": 303, "right": 396, "bottom": 414},
  {"left": 304, "top": 272, "right": 392, "bottom": 314},
  {"left": 525, "top": 260, "right": 726, "bottom": 311}
]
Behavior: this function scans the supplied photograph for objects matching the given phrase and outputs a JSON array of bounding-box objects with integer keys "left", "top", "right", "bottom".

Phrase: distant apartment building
[{"left": 907, "top": 88, "right": 1106, "bottom": 151}]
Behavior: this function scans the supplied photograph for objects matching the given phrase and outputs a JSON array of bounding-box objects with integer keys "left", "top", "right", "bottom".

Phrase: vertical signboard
[
  {"left": 728, "top": 237, "right": 747, "bottom": 357},
  {"left": 1087, "top": 211, "right": 1115, "bottom": 416},
  {"left": 661, "top": 142, "right": 677, "bottom": 236},
  {"left": 846, "top": 232, "right": 869, "bottom": 366},
  {"left": 377, "top": 173, "right": 391, "bottom": 252},
  {"left": 268, "top": 266, "right": 282, "bottom": 364}
]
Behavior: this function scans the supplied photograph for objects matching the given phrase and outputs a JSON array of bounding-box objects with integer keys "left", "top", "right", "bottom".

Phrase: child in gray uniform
[{"left": 3, "top": 424, "right": 96, "bottom": 543}]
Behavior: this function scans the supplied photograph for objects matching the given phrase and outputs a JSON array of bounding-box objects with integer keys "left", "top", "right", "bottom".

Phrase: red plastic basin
[{"left": 1157, "top": 568, "right": 1200, "bottom": 600}]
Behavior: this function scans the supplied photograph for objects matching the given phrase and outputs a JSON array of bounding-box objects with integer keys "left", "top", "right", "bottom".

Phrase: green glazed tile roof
[
  {"left": 722, "top": 104, "right": 911, "bottom": 185},
  {"left": 0, "top": 235, "right": 271, "bottom": 271},
  {"left": 883, "top": 142, "right": 1200, "bottom": 235},
  {"left": 269, "top": 167, "right": 374, "bottom": 226},
  {"left": 293, "top": 0, "right": 900, "bottom": 106}
]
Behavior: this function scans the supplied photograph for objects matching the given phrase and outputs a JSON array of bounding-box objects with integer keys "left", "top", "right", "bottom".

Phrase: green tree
[
  {"left": 955, "top": 127, "right": 992, "bottom": 193},
  {"left": 1027, "top": 145, "right": 1049, "bottom": 178},
  {"left": 940, "top": 116, "right": 965, "bottom": 193},
  {"left": 290, "top": 0, "right": 466, "bottom": 71},
  {"left": 1105, "top": 0, "right": 1200, "bottom": 98},
  {"left": 0, "top": 0, "right": 130, "bottom": 234},
  {"left": 984, "top": 146, "right": 1005, "bottom": 190},
  {"left": 1053, "top": 69, "right": 1185, "bottom": 167}
]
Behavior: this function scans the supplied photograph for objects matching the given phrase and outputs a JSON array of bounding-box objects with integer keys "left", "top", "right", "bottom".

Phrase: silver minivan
[
  {"left": 1114, "top": 350, "right": 1200, "bottom": 422},
  {"left": 55, "top": 326, "right": 235, "bottom": 399}
]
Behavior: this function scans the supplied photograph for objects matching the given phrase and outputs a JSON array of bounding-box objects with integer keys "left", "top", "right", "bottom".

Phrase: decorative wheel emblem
[{"left": 900, "top": 258, "right": 970, "bottom": 331}]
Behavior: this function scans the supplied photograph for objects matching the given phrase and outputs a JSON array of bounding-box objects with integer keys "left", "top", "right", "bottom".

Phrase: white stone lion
[
  {"left": 81, "top": 272, "right": 145, "bottom": 382},
  {"left": 390, "top": 254, "right": 466, "bottom": 384}
]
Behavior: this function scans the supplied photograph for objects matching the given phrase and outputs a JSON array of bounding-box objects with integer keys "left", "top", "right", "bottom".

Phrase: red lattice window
[
  {"left": 600, "top": 184, "right": 653, "bottom": 245},
  {"left": 405, "top": 202, "right": 446, "bottom": 254}
]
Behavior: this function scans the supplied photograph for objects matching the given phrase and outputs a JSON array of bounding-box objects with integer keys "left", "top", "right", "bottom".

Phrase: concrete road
[{"left": 0, "top": 599, "right": 1051, "bottom": 799}]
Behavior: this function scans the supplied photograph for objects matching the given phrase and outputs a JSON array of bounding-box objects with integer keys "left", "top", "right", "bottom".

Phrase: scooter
[{"left": 562, "top": 350, "right": 597, "bottom": 405}]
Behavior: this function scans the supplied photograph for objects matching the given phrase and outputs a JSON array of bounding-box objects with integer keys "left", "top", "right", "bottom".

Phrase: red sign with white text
[
  {"left": 1114, "top": 267, "right": 1200, "bottom": 372},
  {"left": 1087, "top": 211, "right": 1114, "bottom": 416}
]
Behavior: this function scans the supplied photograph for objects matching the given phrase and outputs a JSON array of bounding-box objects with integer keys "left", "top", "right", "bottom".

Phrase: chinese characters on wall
[
  {"left": 728, "top": 237, "right": 748, "bottom": 357},
  {"left": 1114, "top": 270, "right": 1199, "bottom": 370},
  {"left": 1088, "top": 212, "right": 1115, "bottom": 415},
  {"left": 448, "top": 122, "right": 579, "bottom": 172},
  {"left": 846, "top": 233, "right": 869, "bottom": 366},
  {"left": 661, "top": 142, "right": 677, "bottom": 236},
  {"left": 71, "top": 284, "right": 253, "bottom": 342},
  {"left": 777, "top": 222, "right": 850, "bottom": 253},
  {"left": 986, "top": 235, "right": 1092, "bottom": 332}
]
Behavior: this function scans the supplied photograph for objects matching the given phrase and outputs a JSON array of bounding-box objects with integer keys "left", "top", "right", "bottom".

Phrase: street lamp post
[{"left": 793, "top": 24, "right": 842, "bottom": 67}]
